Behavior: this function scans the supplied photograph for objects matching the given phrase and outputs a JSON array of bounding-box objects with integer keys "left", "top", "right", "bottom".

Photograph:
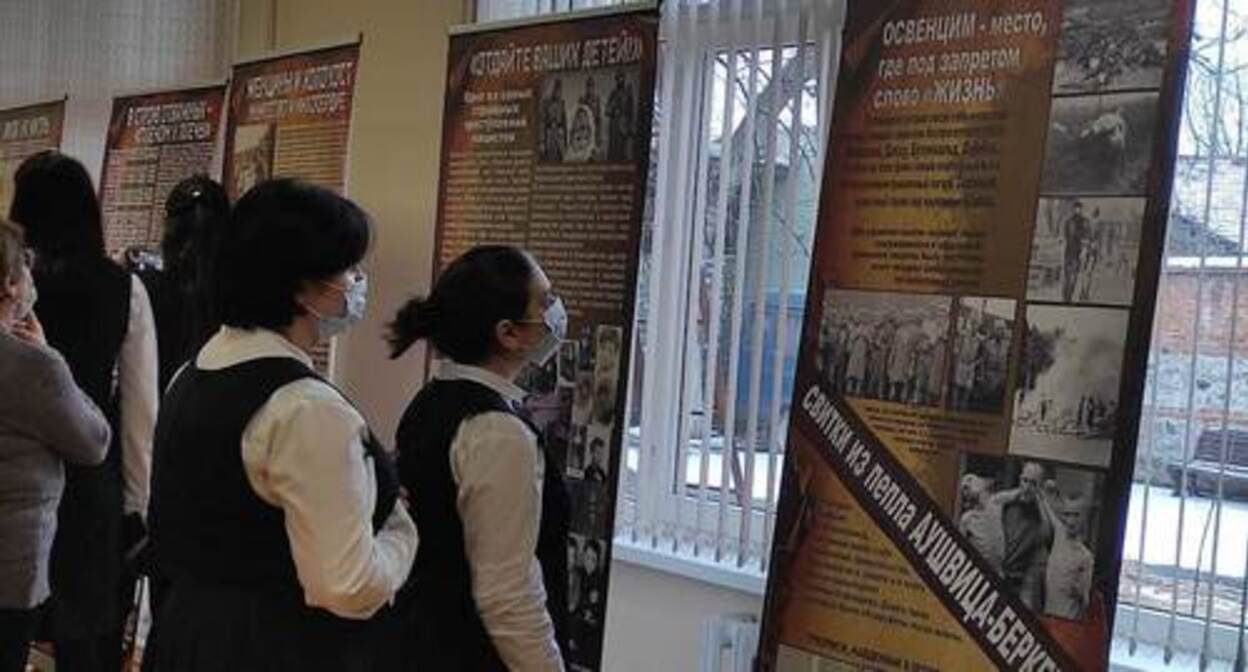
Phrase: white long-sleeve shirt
[
  {"left": 196, "top": 326, "right": 418, "bottom": 619},
  {"left": 120, "top": 274, "right": 158, "bottom": 517},
  {"left": 438, "top": 361, "right": 565, "bottom": 672}
]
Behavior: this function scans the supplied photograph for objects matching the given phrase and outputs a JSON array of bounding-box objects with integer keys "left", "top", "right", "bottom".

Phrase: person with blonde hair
[{"left": 0, "top": 219, "right": 110, "bottom": 672}]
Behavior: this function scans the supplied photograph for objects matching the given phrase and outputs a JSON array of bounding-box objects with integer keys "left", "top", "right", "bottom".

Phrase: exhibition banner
[
  {"left": 223, "top": 40, "right": 360, "bottom": 200},
  {"left": 100, "top": 84, "right": 226, "bottom": 257},
  {"left": 758, "top": 1, "right": 1194, "bottom": 670},
  {"left": 0, "top": 98, "right": 65, "bottom": 212},
  {"left": 435, "top": 6, "right": 658, "bottom": 670}
]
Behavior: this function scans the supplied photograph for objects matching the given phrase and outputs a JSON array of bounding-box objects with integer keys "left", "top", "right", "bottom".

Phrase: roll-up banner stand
[
  {"left": 100, "top": 83, "right": 227, "bottom": 258},
  {"left": 758, "top": 1, "right": 1195, "bottom": 670},
  {"left": 0, "top": 97, "right": 66, "bottom": 212},
  {"left": 435, "top": 5, "right": 659, "bottom": 669},
  {"left": 222, "top": 38, "right": 363, "bottom": 374}
]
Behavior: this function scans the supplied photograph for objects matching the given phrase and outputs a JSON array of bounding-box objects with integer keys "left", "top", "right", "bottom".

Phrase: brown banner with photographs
[
  {"left": 758, "top": 1, "right": 1195, "bottom": 670},
  {"left": 433, "top": 6, "right": 659, "bottom": 670},
  {"left": 0, "top": 98, "right": 65, "bottom": 213},
  {"left": 100, "top": 84, "right": 226, "bottom": 258},
  {"left": 223, "top": 41, "right": 360, "bottom": 200}
]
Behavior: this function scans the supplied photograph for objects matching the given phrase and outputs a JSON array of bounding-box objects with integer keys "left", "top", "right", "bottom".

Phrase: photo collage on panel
[
  {"left": 999, "top": 0, "right": 1172, "bottom": 623},
  {"left": 566, "top": 323, "right": 623, "bottom": 668}
]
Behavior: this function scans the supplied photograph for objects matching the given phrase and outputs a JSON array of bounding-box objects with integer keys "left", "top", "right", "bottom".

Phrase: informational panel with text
[
  {"left": 435, "top": 7, "right": 658, "bottom": 670},
  {"left": 0, "top": 99, "right": 65, "bottom": 213},
  {"left": 100, "top": 84, "right": 226, "bottom": 257},
  {"left": 758, "top": 1, "right": 1194, "bottom": 670},
  {"left": 223, "top": 41, "right": 360, "bottom": 200},
  {"left": 223, "top": 41, "right": 362, "bottom": 373}
]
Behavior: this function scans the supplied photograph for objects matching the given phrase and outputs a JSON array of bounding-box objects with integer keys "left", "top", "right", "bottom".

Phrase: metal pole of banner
[{"left": 1169, "top": 0, "right": 1233, "bottom": 661}]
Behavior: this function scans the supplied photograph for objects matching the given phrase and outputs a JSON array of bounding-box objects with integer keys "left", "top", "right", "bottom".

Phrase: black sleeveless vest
[
  {"left": 33, "top": 256, "right": 130, "bottom": 636},
  {"left": 149, "top": 357, "right": 398, "bottom": 616},
  {"left": 394, "top": 378, "right": 570, "bottom": 670}
]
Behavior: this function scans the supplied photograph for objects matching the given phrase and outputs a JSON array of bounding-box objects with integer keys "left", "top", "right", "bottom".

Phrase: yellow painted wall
[{"left": 236, "top": 0, "right": 466, "bottom": 442}]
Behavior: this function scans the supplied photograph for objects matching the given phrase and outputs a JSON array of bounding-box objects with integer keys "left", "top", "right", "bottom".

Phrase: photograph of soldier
[
  {"left": 1041, "top": 91, "right": 1159, "bottom": 195},
  {"left": 538, "top": 77, "right": 568, "bottom": 161},
  {"left": 1011, "top": 304, "right": 1129, "bottom": 467},
  {"left": 1052, "top": 0, "right": 1170, "bottom": 94},
  {"left": 1028, "top": 197, "right": 1144, "bottom": 306},
  {"left": 606, "top": 69, "right": 637, "bottom": 161}
]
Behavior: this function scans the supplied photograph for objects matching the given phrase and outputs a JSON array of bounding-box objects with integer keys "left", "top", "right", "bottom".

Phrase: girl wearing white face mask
[
  {"left": 0, "top": 220, "right": 110, "bottom": 672},
  {"left": 386, "top": 245, "right": 571, "bottom": 672},
  {"left": 143, "top": 179, "right": 417, "bottom": 672}
]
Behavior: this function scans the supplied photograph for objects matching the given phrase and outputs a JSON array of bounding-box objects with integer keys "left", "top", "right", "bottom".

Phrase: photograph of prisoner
[
  {"left": 819, "top": 290, "right": 1015, "bottom": 415},
  {"left": 1041, "top": 91, "right": 1159, "bottom": 195},
  {"left": 537, "top": 68, "right": 640, "bottom": 163},
  {"left": 1052, "top": 0, "right": 1170, "bottom": 94},
  {"left": 817, "top": 289, "right": 951, "bottom": 409},
  {"left": 1011, "top": 304, "right": 1129, "bottom": 467},
  {"left": 1027, "top": 197, "right": 1144, "bottom": 306},
  {"left": 949, "top": 297, "right": 1016, "bottom": 414},
  {"left": 956, "top": 454, "right": 1105, "bottom": 621}
]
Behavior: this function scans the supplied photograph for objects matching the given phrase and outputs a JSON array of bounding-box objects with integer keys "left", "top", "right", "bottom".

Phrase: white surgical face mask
[
  {"left": 526, "top": 296, "right": 567, "bottom": 366},
  {"left": 310, "top": 274, "right": 368, "bottom": 341}
]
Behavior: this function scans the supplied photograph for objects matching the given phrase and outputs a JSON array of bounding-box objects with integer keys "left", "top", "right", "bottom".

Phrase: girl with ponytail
[{"left": 388, "top": 245, "right": 571, "bottom": 671}]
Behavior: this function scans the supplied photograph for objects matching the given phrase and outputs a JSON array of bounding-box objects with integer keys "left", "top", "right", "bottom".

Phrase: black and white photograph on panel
[
  {"left": 567, "top": 535, "right": 608, "bottom": 668},
  {"left": 1052, "top": 0, "right": 1170, "bottom": 94},
  {"left": 1041, "top": 91, "right": 1159, "bottom": 195},
  {"left": 594, "top": 325, "right": 624, "bottom": 387},
  {"left": 949, "top": 297, "right": 1016, "bottom": 415},
  {"left": 566, "top": 424, "right": 588, "bottom": 479},
  {"left": 566, "top": 534, "right": 585, "bottom": 614},
  {"left": 570, "top": 478, "right": 612, "bottom": 538},
  {"left": 580, "top": 425, "right": 612, "bottom": 485},
  {"left": 537, "top": 67, "right": 641, "bottom": 163},
  {"left": 573, "top": 368, "right": 594, "bottom": 427},
  {"left": 1027, "top": 197, "right": 1145, "bottom": 306},
  {"left": 1011, "top": 304, "right": 1129, "bottom": 467},
  {"left": 559, "top": 340, "right": 579, "bottom": 387},
  {"left": 518, "top": 352, "right": 559, "bottom": 396},
  {"left": 818, "top": 288, "right": 952, "bottom": 409},
  {"left": 956, "top": 453, "right": 1106, "bottom": 621}
]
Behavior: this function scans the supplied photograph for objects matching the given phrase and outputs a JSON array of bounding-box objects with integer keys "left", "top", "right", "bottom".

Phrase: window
[
  {"left": 479, "top": 0, "right": 1248, "bottom": 667},
  {"left": 1113, "top": 0, "right": 1248, "bottom": 668}
]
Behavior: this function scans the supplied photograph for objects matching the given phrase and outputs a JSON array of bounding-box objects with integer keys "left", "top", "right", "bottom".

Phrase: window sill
[{"left": 612, "top": 535, "right": 767, "bottom": 597}]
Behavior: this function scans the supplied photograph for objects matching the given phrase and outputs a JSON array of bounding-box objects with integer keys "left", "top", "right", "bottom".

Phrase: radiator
[{"left": 701, "top": 613, "right": 760, "bottom": 672}]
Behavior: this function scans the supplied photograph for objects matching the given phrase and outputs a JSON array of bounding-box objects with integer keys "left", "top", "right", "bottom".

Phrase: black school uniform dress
[
  {"left": 391, "top": 362, "right": 570, "bottom": 671},
  {"left": 32, "top": 257, "right": 134, "bottom": 668},
  {"left": 144, "top": 328, "right": 411, "bottom": 672}
]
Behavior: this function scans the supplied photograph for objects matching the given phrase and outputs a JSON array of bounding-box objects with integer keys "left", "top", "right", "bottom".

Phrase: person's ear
[{"left": 495, "top": 318, "right": 528, "bottom": 355}]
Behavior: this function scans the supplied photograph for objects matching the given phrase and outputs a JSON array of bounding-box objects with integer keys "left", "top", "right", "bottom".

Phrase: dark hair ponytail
[
  {"left": 387, "top": 296, "right": 441, "bottom": 359},
  {"left": 387, "top": 245, "right": 535, "bottom": 362}
]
